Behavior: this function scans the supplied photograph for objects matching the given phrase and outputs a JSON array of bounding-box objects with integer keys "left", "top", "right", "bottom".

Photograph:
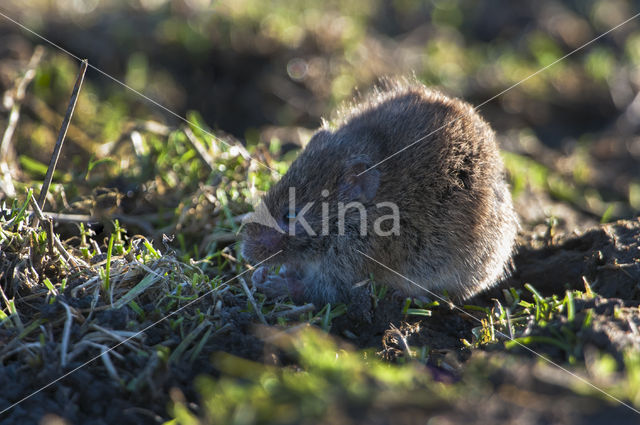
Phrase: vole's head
[{"left": 241, "top": 129, "right": 381, "bottom": 265}]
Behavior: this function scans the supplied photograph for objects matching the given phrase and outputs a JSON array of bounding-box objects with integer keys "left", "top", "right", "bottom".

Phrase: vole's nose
[
  {"left": 241, "top": 226, "right": 284, "bottom": 261},
  {"left": 258, "top": 227, "right": 284, "bottom": 251}
]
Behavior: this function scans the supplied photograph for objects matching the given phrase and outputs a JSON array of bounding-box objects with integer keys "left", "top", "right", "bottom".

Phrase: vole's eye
[
  {"left": 283, "top": 210, "right": 296, "bottom": 222},
  {"left": 282, "top": 209, "right": 296, "bottom": 226}
]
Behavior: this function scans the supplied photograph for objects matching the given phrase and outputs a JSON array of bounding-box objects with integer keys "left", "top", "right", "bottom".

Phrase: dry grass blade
[
  {"left": 269, "top": 303, "right": 315, "bottom": 319},
  {"left": 239, "top": 276, "right": 267, "bottom": 325},
  {"left": 111, "top": 272, "right": 162, "bottom": 310},
  {"left": 0, "top": 45, "right": 45, "bottom": 198},
  {"left": 29, "top": 195, "right": 87, "bottom": 268},
  {"left": 98, "top": 346, "right": 121, "bottom": 382},
  {"left": 168, "top": 319, "right": 213, "bottom": 364},
  {"left": 0, "top": 342, "right": 41, "bottom": 363},
  {"left": 89, "top": 324, "right": 145, "bottom": 351},
  {"left": 126, "top": 352, "right": 162, "bottom": 393},
  {"left": 183, "top": 126, "right": 215, "bottom": 172},
  {"left": 60, "top": 301, "right": 73, "bottom": 368}
]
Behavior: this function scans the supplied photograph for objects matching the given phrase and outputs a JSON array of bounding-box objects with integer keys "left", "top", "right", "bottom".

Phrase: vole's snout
[
  {"left": 257, "top": 226, "right": 285, "bottom": 251},
  {"left": 241, "top": 223, "right": 285, "bottom": 262}
]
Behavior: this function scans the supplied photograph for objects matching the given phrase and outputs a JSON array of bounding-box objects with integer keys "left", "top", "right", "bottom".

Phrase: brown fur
[{"left": 242, "top": 78, "right": 519, "bottom": 305}]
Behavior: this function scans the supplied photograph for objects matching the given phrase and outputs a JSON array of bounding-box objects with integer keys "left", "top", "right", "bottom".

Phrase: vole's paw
[
  {"left": 254, "top": 274, "right": 289, "bottom": 298},
  {"left": 280, "top": 265, "right": 305, "bottom": 303},
  {"left": 251, "top": 266, "right": 270, "bottom": 286},
  {"left": 252, "top": 266, "right": 305, "bottom": 304}
]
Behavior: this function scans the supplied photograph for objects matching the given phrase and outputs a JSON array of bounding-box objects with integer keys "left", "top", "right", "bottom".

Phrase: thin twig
[
  {"left": 33, "top": 212, "right": 101, "bottom": 224},
  {"left": 34, "top": 59, "right": 88, "bottom": 227},
  {"left": 46, "top": 218, "right": 55, "bottom": 259},
  {"left": 26, "top": 211, "right": 173, "bottom": 235}
]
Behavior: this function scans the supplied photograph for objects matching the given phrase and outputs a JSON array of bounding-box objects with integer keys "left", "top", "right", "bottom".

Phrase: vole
[{"left": 241, "top": 78, "right": 518, "bottom": 307}]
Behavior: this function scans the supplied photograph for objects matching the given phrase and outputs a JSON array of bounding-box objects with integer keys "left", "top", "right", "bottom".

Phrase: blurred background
[
  {"left": 0, "top": 0, "right": 639, "bottom": 243},
  {"left": 3, "top": 3, "right": 640, "bottom": 423}
]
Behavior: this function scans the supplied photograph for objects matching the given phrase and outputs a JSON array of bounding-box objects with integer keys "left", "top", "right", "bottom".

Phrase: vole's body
[{"left": 242, "top": 79, "right": 518, "bottom": 306}]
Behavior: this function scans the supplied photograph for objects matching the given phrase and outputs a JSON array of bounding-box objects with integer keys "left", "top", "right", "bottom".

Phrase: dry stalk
[
  {"left": 239, "top": 276, "right": 267, "bottom": 325},
  {"left": 269, "top": 303, "right": 315, "bottom": 319},
  {"left": 183, "top": 126, "right": 215, "bottom": 172},
  {"left": 60, "top": 301, "right": 74, "bottom": 367},
  {"left": 0, "top": 46, "right": 45, "bottom": 198},
  {"left": 29, "top": 195, "right": 88, "bottom": 268},
  {"left": 33, "top": 59, "right": 88, "bottom": 228}
]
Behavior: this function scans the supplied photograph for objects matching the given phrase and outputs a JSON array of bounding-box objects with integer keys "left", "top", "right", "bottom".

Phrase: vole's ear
[{"left": 339, "top": 155, "right": 380, "bottom": 202}]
